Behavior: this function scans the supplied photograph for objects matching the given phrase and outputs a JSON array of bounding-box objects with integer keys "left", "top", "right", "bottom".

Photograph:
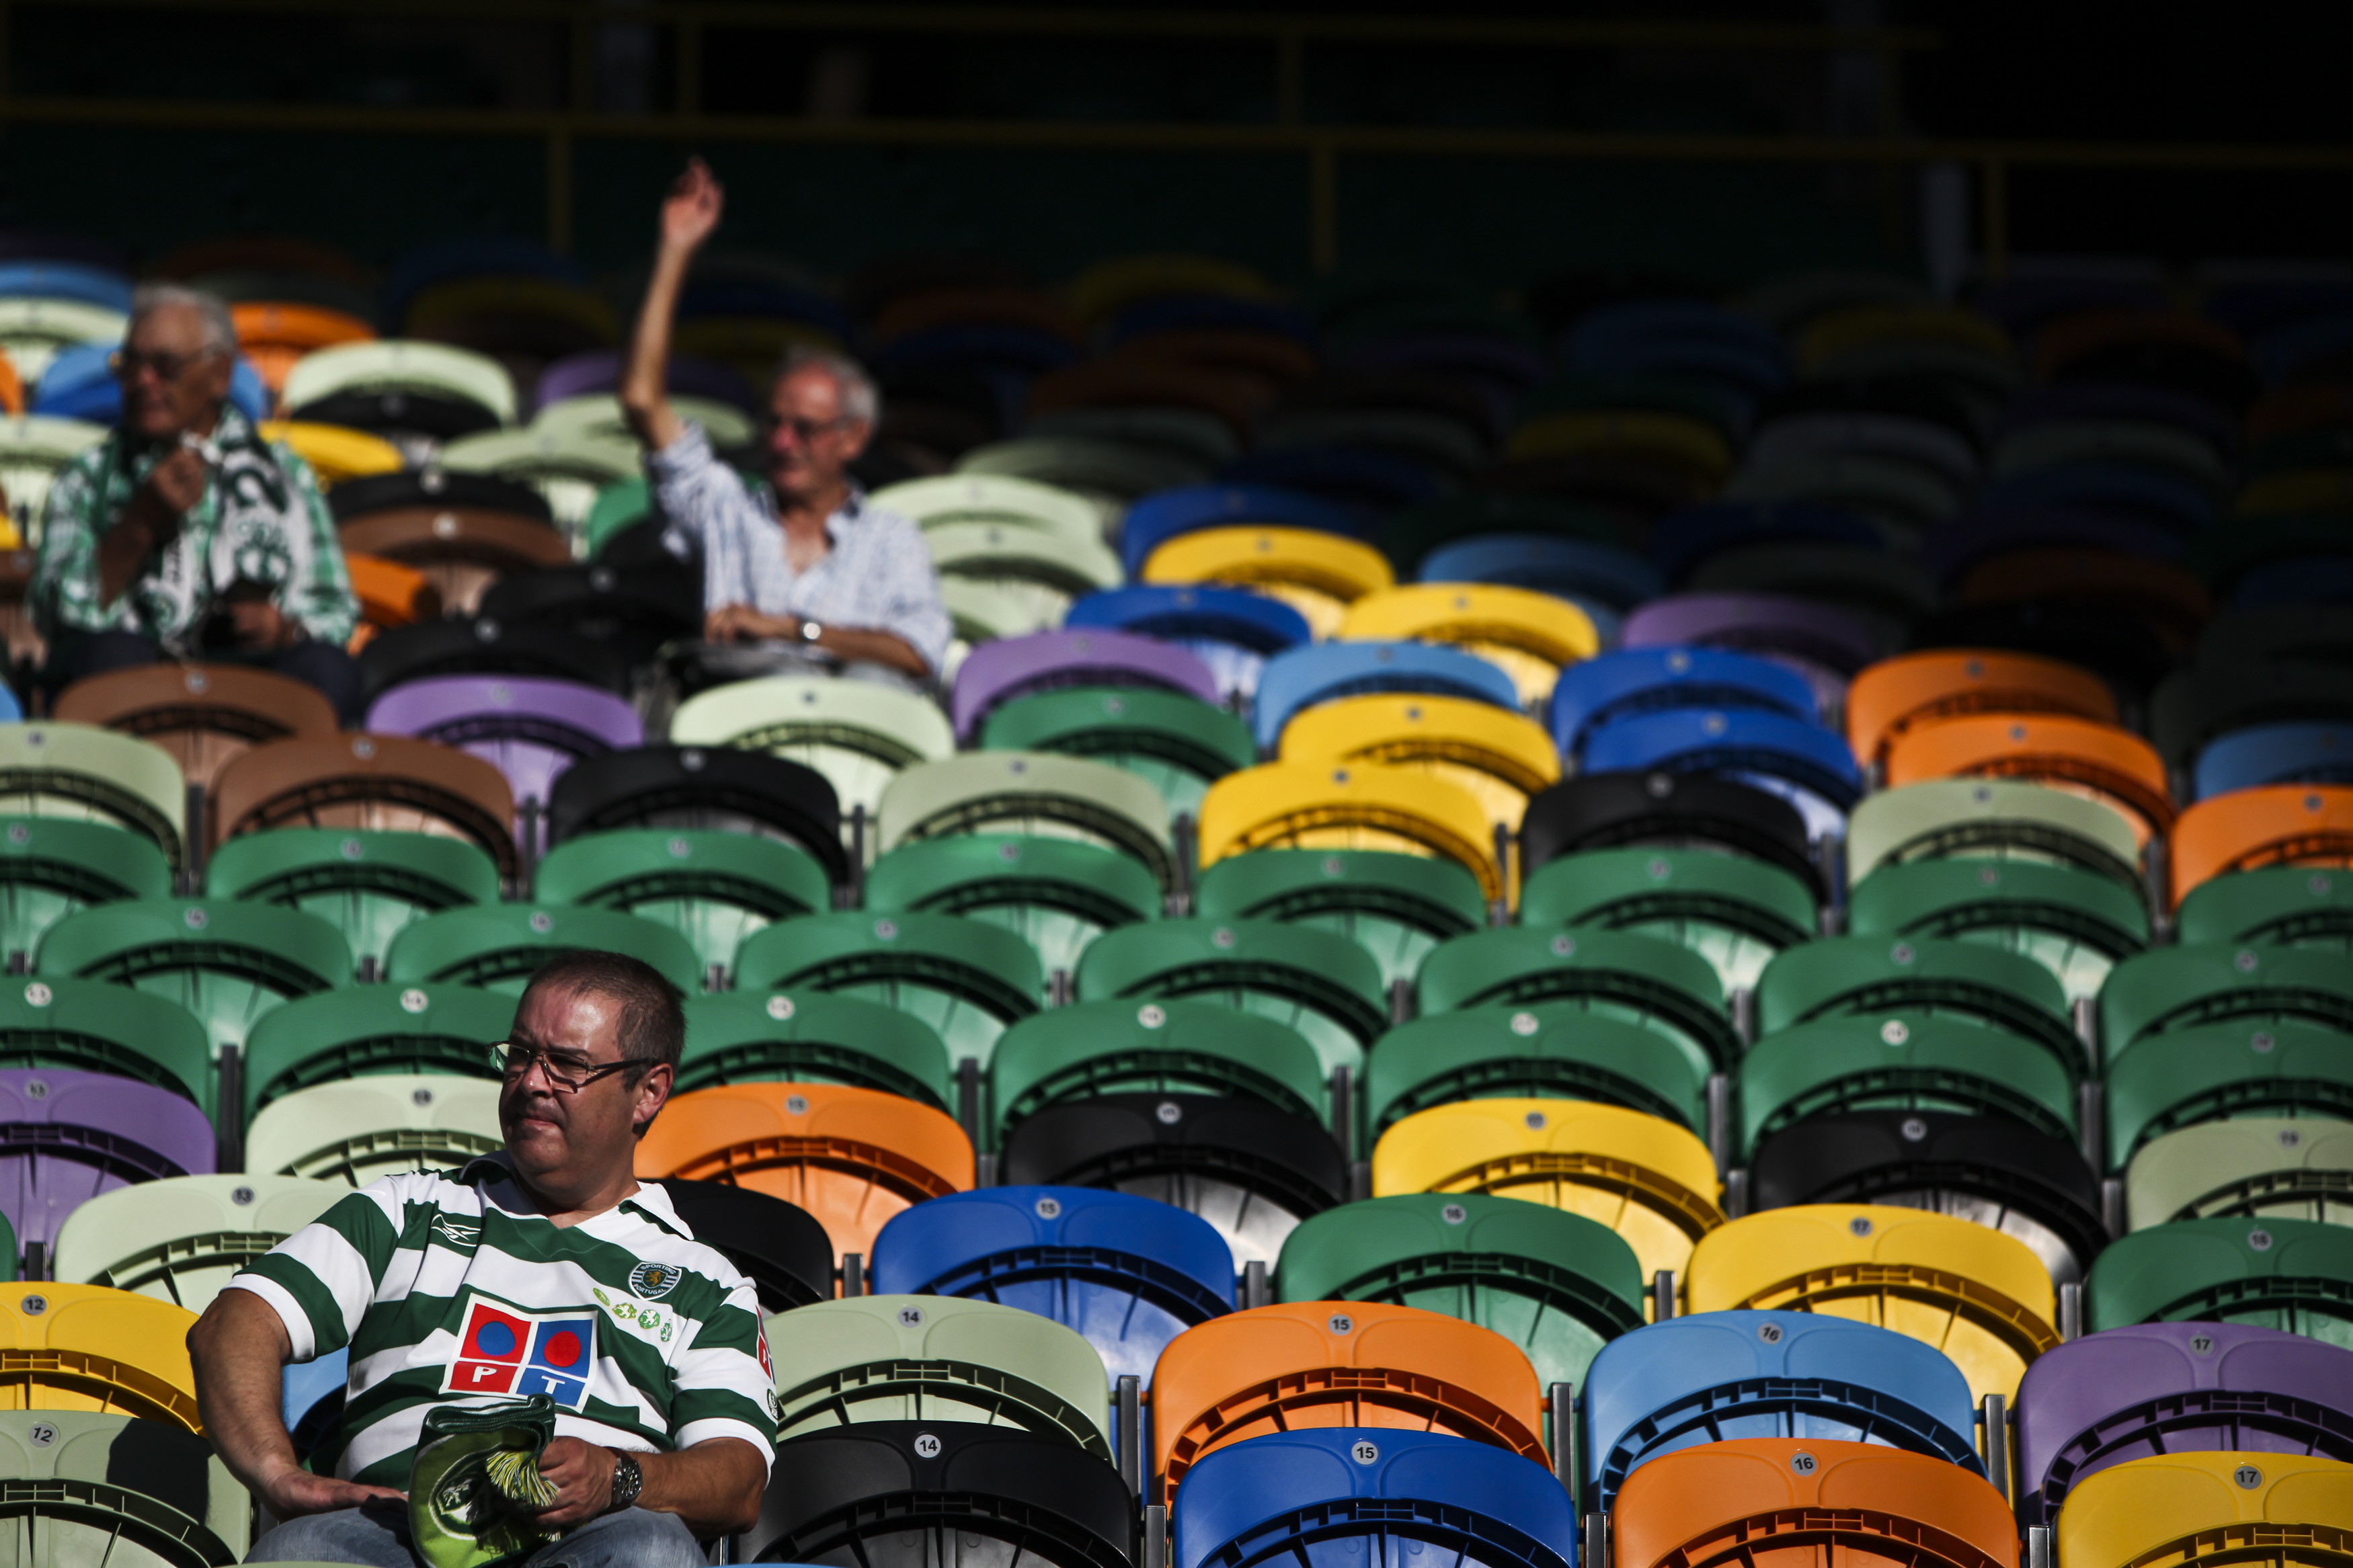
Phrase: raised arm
[
  {"left": 188, "top": 1288, "right": 405, "bottom": 1514},
  {"left": 621, "top": 158, "right": 725, "bottom": 454}
]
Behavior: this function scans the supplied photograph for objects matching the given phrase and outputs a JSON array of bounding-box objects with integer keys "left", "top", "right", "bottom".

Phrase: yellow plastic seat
[
  {"left": 1277, "top": 693, "right": 1560, "bottom": 836},
  {"left": 1505, "top": 411, "right": 1734, "bottom": 485},
  {"left": 1798, "top": 304, "right": 2016, "bottom": 367},
  {"left": 2057, "top": 1454, "right": 2353, "bottom": 1568},
  {"left": 1684, "top": 1204, "right": 2059, "bottom": 1403},
  {"left": 1066, "top": 255, "right": 1277, "bottom": 327},
  {"left": 1142, "top": 526, "right": 1393, "bottom": 639},
  {"left": 1198, "top": 760, "right": 1502, "bottom": 903},
  {"left": 256, "top": 420, "right": 404, "bottom": 487},
  {"left": 0, "top": 1282, "right": 202, "bottom": 1432},
  {"left": 1337, "top": 584, "right": 1599, "bottom": 707},
  {"left": 1369, "top": 1098, "right": 1723, "bottom": 1290}
]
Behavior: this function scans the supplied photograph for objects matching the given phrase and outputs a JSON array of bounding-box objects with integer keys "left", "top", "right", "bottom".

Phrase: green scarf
[{"left": 409, "top": 1395, "right": 563, "bottom": 1568}]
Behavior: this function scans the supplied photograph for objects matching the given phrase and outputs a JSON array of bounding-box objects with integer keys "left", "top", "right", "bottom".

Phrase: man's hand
[
  {"left": 705, "top": 604, "right": 789, "bottom": 644},
  {"left": 533, "top": 1437, "right": 617, "bottom": 1527},
  {"left": 260, "top": 1466, "right": 406, "bottom": 1519},
  {"left": 145, "top": 446, "right": 210, "bottom": 518},
  {"left": 661, "top": 159, "right": 723, "bottom": 255}
]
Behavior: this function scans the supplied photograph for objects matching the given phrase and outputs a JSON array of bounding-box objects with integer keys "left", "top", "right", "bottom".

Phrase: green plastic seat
[
  {"left": 668, "top": 676, "right": 955, "bottom": 826},
  {"left": 1412, "top": 926, "right": 1737, "bottom": 1079},
  {"left": 1845, "top": 778, "right": 2143, "bottom": 892},
  {"left": 204, "top": 828, "right": 502, "bottom": 973},
  {"left": 1272, "top": 1192, "right": 1646, "bottom": 1391},
  {"left": 869, "top": 473, "right": 1105, "bottom": 552},
  {"left": 1847, "top": 858, "right": 2149, "bottom": 1004},
  {"left": 863, "top": 835, "right": 1158, "bottom": 980},
  {"left": 438, "top": 426, "right": 638, "bottom": 532},
  {"left": 2099, "top": 944, "right": 2353, "bottom": 1065},
  {"left": 2178, "top": 867, "right": 2353, "bottom": 950},
  {"left": 1519, "top": 847, "right": 1817, "bottom": 995},
  {"left": 1739, "top": 1012, "right": 2079, "bottom": 1159},
  {"left": 2086, "top": 1215, "right": 2353, "bottom": 1348},
  {"left": 1363, "top": 1005, "right": 1709, "bottom": 1143},
  {"left": 52, "top": 1173, "right": 343, "bottom": 1312},
  {"left": 532, "top": 828, "right": 832, "bottom": 980},
  {"left": 241, "top": 981, "right": 516, "bottom": 1118},
  {"left": 768, "top": 1294, "right": 1113, "bottom": 1456},
  {"left": 877, "top": 752, "right": 1174, "bottom": 889},
  {"left": 989, "top": 997, "right": 1328, "bottom": 1149},
  {"left": 978, "top": 687, "right": 1254, "bottom": 819},
  {"left": 1193, "top": 848, "right": 1486, "bottom": 993},
  {"left": 733, "top": 910, "right": 1041, "bottom": 1070},
  {"left": 2107, "top": 1021, "right": 2353, "bottom": 1167},
  {"left": 0, "top": 973, "right": 211, "bottom": 1112},
  {"left": 0, "top": 816, "right": 173, "bottom": 968},
  {"left": 2126, "top": 1120, "right": 2353, "bottom": 1230},
  {"left": 242, "top": 1074, "right": 505, "bottom": 1186},
  {"left": 0, "top": 1409, "right": 250, "bottom": 1568},
  {"left": 1074, "top": 916, "right": 1386, "bottom": 1079},
  {"left": 383, "top": 903, "right": 703, "bottom": 997},
  {"left": 583, "top": 475, "right": 651, "bottom": 558},
  {"left": 0, "top": 723, "right": 187, "bottom": 869},
  {"left": 677, "top": 989, "right": 955, "bottom": 1110},
  {"left": 1754, "top": 933, "right": 2079, "bottom": 1071},
  {"left": 282, "top": 339, "right": 517, "bottom": 425},
  {"left": 36, "top": 898, "right": 350, "bottom": 1058}
]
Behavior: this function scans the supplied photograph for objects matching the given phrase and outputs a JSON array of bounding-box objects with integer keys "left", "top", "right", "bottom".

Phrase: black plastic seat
[
  {"left": 1519, "top": 770, "right": 1817, "bottom": 890},
  {"left": 547, "top": 746, "right": 847, "bottom": 883},
  {"left": 358, "top": 616, "right": 634, "bottom": 704},
  {"left": 329, "top": 469, "right": 551, "bottom": 524},
  {"left": 655, "top": 1176, "right": 833, "bottom": 1313},
  {"left": 1911, "top": 604, "right": 2175, "bottom": 705},
  {"left": 2153, "top": 661, "right": 2353, "bottom": 774},
  {"left": 477, "top": 563, "right": 701, "bottom": 672}
]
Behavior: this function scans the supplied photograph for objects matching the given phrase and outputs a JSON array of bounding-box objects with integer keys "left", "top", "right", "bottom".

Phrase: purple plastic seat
[
  {"left": 531, "top": 349, "right": 760, "bottom": 415},
  {"left": 1620, "top": 591, "right": 1878, "bottom": 715},
  {"left": 2014, "top": 1321, "right": 2353, "bottom": 1528},
  {"left": 949, "top": 629, "right": 1220, "bottom": 743},
  {"left": 364, "top": 675, "right": 644, "bottom": 822},
  {"left": 0, "top": 1067, "right": 215, "bottom": 1257}
]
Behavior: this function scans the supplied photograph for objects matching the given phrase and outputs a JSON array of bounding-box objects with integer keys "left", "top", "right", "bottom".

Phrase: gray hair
[
  {"left": 776, "top": 344, "right": 879, "bottom": 427},
  {"left": 130, "top": 283, "right": 237, "bottom": 356}
]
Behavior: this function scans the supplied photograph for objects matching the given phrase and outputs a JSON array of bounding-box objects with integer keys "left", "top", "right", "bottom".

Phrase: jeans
[
  {"left": 247, "top": 1501, "right": 709, "bottom": 1568},
  {"left": 50, "top": 627, "right": 366, "bottom": 725}
]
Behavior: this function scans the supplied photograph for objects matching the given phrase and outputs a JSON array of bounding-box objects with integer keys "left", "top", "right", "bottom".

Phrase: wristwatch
[
  {"left": 608, "top": 1450, "right": 644, "bottom": 1513},
  {"left": 797, "top": 618, "right": 824, "bottom": 644}
]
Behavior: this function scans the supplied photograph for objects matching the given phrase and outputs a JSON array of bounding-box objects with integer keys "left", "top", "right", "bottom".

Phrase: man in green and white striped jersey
[{"left": 191, "top": 951, "right": 775, "bottom": 1568}]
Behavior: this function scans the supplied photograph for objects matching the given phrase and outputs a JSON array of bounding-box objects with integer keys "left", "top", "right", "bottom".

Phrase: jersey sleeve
[
  {"left": 668, "top": 1272, "right": 779, "bottom": 1473},
  {"left": 224, "top": 1179, "right": 408, "bottom": 1362}
]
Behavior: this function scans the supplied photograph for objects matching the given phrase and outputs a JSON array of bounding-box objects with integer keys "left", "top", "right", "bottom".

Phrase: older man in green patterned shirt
[{"left": 32, "top": 283, "right": 363, "bottom": 719}]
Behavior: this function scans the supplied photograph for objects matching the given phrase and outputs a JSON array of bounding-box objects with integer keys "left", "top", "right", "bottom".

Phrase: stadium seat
[
  {"left": 1278, "top": 693, "right": 1560, "bottom": 833},
  {"left": 52, "top": 663, "right": 337, "bottom": 791},
  {"left": 545, "top": 746, "right": 847, "bottom": 886},
  {"left": 2126, "top": 1119, "right": 2353, "bottom": 1228},
  {"left": 668, "top": 675, "right": 955, "bottom": 827},
  {"left": 2177, "top": 866, "right": 2353, "bottom": 948},
  {"left": 474, "top": 559, "right": 701, "bottom": 675},
  {"left": 2107, "top": 1020, "right": 2353, "bottom": 1170},
  {"left": 635, "top": 1081, "right": 973, "bottom": 1262},
  {"left": 241, "top": 981, "right": 515, "bottom": 1117},
  {"left": 1193, "top": 847, "right": 1484, "bottom": 992},
  {"left": 282, "top": 339, "right": 516, "bottom": 433},
  {"left": 865, "top": 835, "right": 1159, "bottom": 981},
  {"left": 877, "top": 753, "right": 1174, "bottom": 890},
  {"left": 1847, "top": 777, "right": 2147, "bottom": 893},
  {"left": 1520, "top": 770, "right": 1819, "bottom": 891},
  {"left": 1117, "top": 483, "right": 1366, "bottom": 578},
  {"left": 383, "top": 902, "right": 700, "bottom": 996},
  {"left": 1365, "top": 1005, "right": 1708, "bottom": 1141},
  {"left": 0, "top": 1068, "right": 215, "bottom": 1265},
  {"left": 1884, "top": 712, "right": 2175, "bottom": 846},
  {"left": 1250, "top": 641, "right": 1521, "bottom": 755},
  {"left": 52, "top": 1173, "right": 340, "bottom": 1311},
  {"left": 675, "top": 989, "right": 954, "bottom": 1109},
  {"left": 1521, "top": 847, "right": 1817, "bottom": 995},
  {"left": 1583, "top": 1311, "right": 1982, "bottom": 1514},
  {"left": 1849, "top": 857, "right": 2149, "bottom": 1003},
  {"left": 333, "top": 470, "right": 569, "bottom": 615},
  {"left": 2194, "top": 723, "right": 2353, "bottom": 798},
  {"left": 0, "top": 723, "right": 186, "bottom": 870},
  {"left": 1062, "top": 583, "right": 1312, "bottom": 702},
  {"left": 1685, "top": 1205, "right": 2060, "bottom": 1402},
  {"left": 990, "top": 997, "right": 1326, "bottom": 1147},
  {"left": 981, "top": 687, "right": 1253, "bottom": 820},
  {"left": 1845, "top": 648, "right": 2120, "bottom": 768},
  {"left": 768, "top": 1293, "right": 1114, "bottom": 1456},
  {"left": 438, "top": 427, "right": 639, "bottom": 532},
  {"left": 36, "top": 897, "right": 351, "bottom": 1058},
  {"left": 204, "top": 828, "right": 502, "bottom": 974},
  {"left": 1547, "top": 646, "right": 1819, "bottom": 759},
  {"left": 1583, "top": 707, "right": 1864, "bottom": 837},
  {"left": 949, "top": 628, "right": 1221, "bottom": 745},
  {"left": 2100, "top": 944, "right": 2353, "bottom": 1063},
  {"left": 1142, "top": 525, "right": 1394, "bottom": 638},
  {"left": 1756, "top": 933, "right": 2080, "bottom": 1069},
  {"left": 870, "top": 1185, "right": 1234, "bottom": 1385},
  {"left": 0, "top": 417, "right": 109, "bottom": 527},
  {"left": 1741, "top": 1012, "right": 2078, "bottom": 1152},
  {"left": 735, "top": 910, "right": 1043, "bottom": 1068},
  {"left": 532, "top": 827, "right": 832, "bottom": 979},
  {"left": 0, "top": 817, "right": 172, "bottom": 969},
  {"left": 1336, "top": 583, "right": 1599, "bottom": 706},
  {"left": 2170, "top": 786, "right": 2353, "bottom": 907},
  {"left": 364, "top": 675, "right": 641, "bottom": 821},
  {"left": 1371, "top": 1099, "right": 1724, "bottom": 1283},
  {"left": 926, "top": 518, "right": 1121, "bottom": 627},
  {"left": 2014, "top": 1322, "right": 2353, "bottom": 1528},
  {"left": 0, "top": 973, "right": 211, "bottom": 1111},
  {"left": 0, "top": 1409, "right": 251, "bottom": 1563},
  {"left": 1611, "top": 1438, "right": 2018, "bottom": 1568},
  {"left": 873, "top": 472, "right": 1103, "bottom": 552},
  {"left": 1198, "top": 761, "right": 1503, "bottom": 903},
  {"left": 1150, "top": 1299, "right": 1549, "bottom": 1505},
  {"left": 1172, "top": 1428, "right": 1576, "bottom": 1568},
  {"left": 1414, "top": 926, "right": 1737, "bottom": 1079},
  {"left": 1074, "top": 916, "right": 1386, "bottom": 1079},
  {"left": 259, "top": 419, "right": 403, "bottom": 487},
  {"left": 210, "top": 732, "right": 518, "bottom": 880},
  {"left": 2153, "top": 665, "right": 2353, "bottom": 780},
  {"left": 2055, "top": 1452, "right": 2353, "bottom": 1568},
  {"left": 360, "top": 616, "right": 633, "bottom": 706},
  {"left": 1275, "top": 1192, "right": 1646, "bottom": 1390},
  {"left": 654, "top": 1176, "right": 833, "bottom": 1313},
  {"left": 244, "top": 1074, "right": 504, "bottom": 1185}
]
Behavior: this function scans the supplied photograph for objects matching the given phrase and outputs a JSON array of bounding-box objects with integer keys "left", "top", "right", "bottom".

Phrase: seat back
[
  {"left": 36, "top": 897, "right": 353, "bottom": 1056},
  {"left": 877, "top": 752, "right": 1175, "bottom": 889},
  {"left": 0, "top": 723, "right": 186, "bottom": 869},
  {"left": 1520, "top": 769, "right": 1817, "bottom": 890},
  {"left": 1142, "top": 527, "right": 1394, "bottom": 640},
  {"left": 0, "top": 1282, "right": 203, "bottom": 1431},
  {"left": 1194, "top": 847, "right": 1486, "bottom": 991},
  {"left": 1848, "top": 856, "right": 2149, "bottom": 1003},
  {"left": 1414, "top": 925, "right": 1737, "bottom": 1077},
  {"left": 531, "top": 827, "right": 832, "bottom": 978},
  {"left": 2128, "top": 1119, "right": 2353, "bottom": 1228},
  {"left": 52, "top": 1174, "right": 342, "bottom": 1312},
  {"left": 2089, "top": 1215, "right": 2353, "bottom": 1346},
  {"left": 0, "top": 974, "right": 211, "bottom": 1111},
  {"left": 733, "top": 909, "right": 1043, "bottom": 1070},
  {"left": 655, "top": 1177, "right": 833, "bottom": 1313},
  {"left": 210, "top": 733, "right": 518, "bottom": 878},
  {"left": 383, "top": 902, "right": 702, "bottom": 996},
  {"left": 1548, "top": 645, "right": 1819, "bottom": 759},
  {"left": 1884, "top": 711, "right": 2175, "bottom": 843},
  {"left": 2171, "top": 786, "right": 2353, "bottom": 907},
  {"left": 2178, "top": 866, "right": 2353, "bottom": 948},
  {"left": 2100, "top": 944, "right": 2353, "bottom": 1063},
  {"left": 990, "top": 998, "right": 1327, "bottom": 1149},
  {"left": 241, "top": 981, "right": 514, "bottom": 1117},
  {"left": 678, "top": 989, "right": 954, "bottom": 1108},
  {"left": 950, "top": 628, "right": 1220, "bottom": 743},
  {"left": 1845, "top": 777, "right": 2142, "bottom": 891},
  {"left": 981, "top": 686, "right": 1255, "bottom": 820},
  {"left": 669, "top": 675, "right": 955, "bottom": 823},
  {"left": 1740, "top": 1013, "right": 2079, "bottom": 1155},
  {"left": 243, "top": 1074, "right": 505, "bottom": 1185},
  {"left": 1519, "top": 845, "right": 1817, "bottom": 994},
  {"left": 0, "top": 817, "right": 173, "bottom": 970},
  {"left": 1756, "top": 932, "right": 2078, "bottom": 1069},
  {"left": 863, "top": 835, "right": 1161, "bottom": 981},
  {"left": 1364, "top": 1005, "right": 1708, "bottom": 1143},
  {"left": 2056, "top": 1453, "right": 2353, "bottom": 1568},
  {"left": 1337, "top": 583, "right": 1599, "bottom": 706},
  {"left": 204, "top": 827, "right": 502, "bottom": 971},
  {"left": 1199, "top": 761, "right": 1503, "bottom": 902},
  {"left": 2106, "top": 1021, "right": 2353, "bottom": 1167},
  {"left": 544, "top": 746, "right": 848, "bottom": 884},
  {"left": 1846, "top": 648, "right": 2118, "bottom": 766},
  {"left": 0, "top": 1409, "right": 249, "bottom": 1567},
  {"left": 53, "top": 663, "right": 337, "bottom": 792},
  {"left": 1250, "top": 641, "right": 1518, "bottom": 753},
  {"left": 0, "top": 1067, "right": 216, "bottom": 1253},
  {"left": 363, "top": 674, "right": 642, "bottom": 813}
]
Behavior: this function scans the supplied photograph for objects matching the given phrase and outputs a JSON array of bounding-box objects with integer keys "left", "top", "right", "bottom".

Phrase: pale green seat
[
  {"left": 1844, "top": 778, "right": 2143, "bottom": 892},
  {"left": 878, "top": 752, "right": 1174, "bottom": 889},
  {"left": 242, "top": 1074, "right": 504, "bottom": 1186},
  {"left": 864, "top": 835, "right": 1158, "bottom": 979},
  {"left": 241, "top": 981, "right": 516, "bottom": 1118},
  {"left": 925, "top": 520, "right": 1122, "bottom": 632},
  {"left": 2127, "top": 1119, "right": 2353, "bottom": 1231},
  {"left": 978, "top": 687, "right": 1253, "bottom": 820},
  {"left": 733, "top": 910, "right": 1041, "bottom": 1070},
  {"left": 942, "top": 578, "right": 1060, "bottom": 651},
  {"left": 0, "top": 973, "right": 212, "bottom": 1114},
  {"left": 0, "top": 414, "right": 109, "bottom": 538},
  {"left": 0, "top": 723, "right": 187, "bottom": 869},
  {"left": 0, "top": 1409, "right": 250, "bottom": 1568},
  {"left": 0, "top": 301, "right": 126, "bottom": 382},
  {"left": 533, "top": 828, "right": 832, "bottom": 979},
  {"left": 767, "top": 1294, "right": 1113, "bottom": 1456},
  {"left": 1520, "top": 846, "right": 1817, "bottom": 995},
  {"left": 678, "top": 989, "right": 956, "bottom": 1110},
  {"left": 2177, "top": 866, "right": 2353, "bottom": 950},
  {"left": 52, "top": 1173, "right": 344, "bottom": 1312},
  {"left": 204, "top": 828, "right": 502, "bottom": 973},
  {"left": 439, "top": 427, "right": 639, "bottom": 533},
  {"left": 955, "top": 436, "right": 1205, "bottom": 514},
  {"left": 535, "top": 393, "right": 754, "bottom": 450},
  {"left": 0, "top": 817, "right": 173, "bottom": 968},
  {"left": 1847, "top": 857, "right": 2149, "bottom": 1004},
  {"left": 669, "top": 677, "right": 954, "bottom": 829},
  {"left": 1193, "top": 848, "right": 1485, "bottom": 992},
  {"left": 869, "top": 473, "right": 1104, "bottom": 552},
  {"left": 384, "top": 903, "right": 702, "bottom": 996},
  {"left": 281, "top": 339, "right": 516, "bottom": 426},
  {"left": 36, "top": 897, "right": 350, "bottom": 1057}
]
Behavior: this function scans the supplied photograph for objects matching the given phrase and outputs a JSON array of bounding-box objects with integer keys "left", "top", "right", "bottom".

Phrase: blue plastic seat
[
  {"left": 35, "top": 342, "right": 270, "bottom": 425},
  {"left": 1252, "top": 641, "right": 1521, "bottom": 752},
  {"left": 1064, "top": 585, "right": 1312, "bottom": 702},
  {"left": 1121, "top": 485, "right": 1373, "bottom": 579},
  {"left": 1548, "top": 647, "right": 1819, "bottom": 757},
  {"left": 868, "top": 1184, "right": 1234, "bottom": 1385},
  {"left": 0, "top": 261, "right": 133, "bottom": 311},
  {"left": 1581, "top": 1309, "right": 1982, "bottom": 1514},
  {"left": 283, "top": 1346, "right": 348, "bottom": 1458},
  {"left": 1647, "top": 501, "right": 1882, "bottom": 582},
  {"left": 1172, "top": 1428, "right": 1575, "bottom": 1568},
  {"left": 1582, "top": 707, "right": 1862, "bottom": 839},
  {"left": 2195, "top": 723, "right": 2353, "bottom": 798}
]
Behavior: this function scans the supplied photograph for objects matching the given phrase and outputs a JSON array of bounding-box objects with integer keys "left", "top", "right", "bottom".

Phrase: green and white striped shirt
[{"left": 230, "top": 1155, "right": 778, "bottom": 1487}]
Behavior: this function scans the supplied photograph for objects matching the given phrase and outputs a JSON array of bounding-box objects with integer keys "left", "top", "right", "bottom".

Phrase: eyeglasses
[
  {"left": 109, "top": 347, "right": 225, "bottom": 384},
  {"left": 763, "top": 415, "right": 853, "bottom": 446},
  {"left": 487, "top": 1040, "right": 643, "bottom": 1094}
]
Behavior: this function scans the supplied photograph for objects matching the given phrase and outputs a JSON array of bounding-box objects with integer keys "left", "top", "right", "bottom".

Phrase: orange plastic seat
[
  {"left": 2170, "top": 785, "right": 2353, "bottom": 907},
  {"left": 1612, "top": 1438, "right": 2018, "bottom": 1568},
  {"left": 634, "top": 1082, "right": 973, "bottom": 1264},
  {"left": 53, "top": 663, "right": 338, "bottom": 791},
  {"left": 1845, "top": 649, "right": 2117, "bottom": 769},
  {"left": 1148, "top": 1300, "right": 1548, "bottom": 1507},
  {"left": 344, "top": 552, "right": 440, "bottom": 635},
  {"left": 1884, "top": 711, "right": 2175, "bottom": 844},
  {"left": 0, "top": 353, "right": 23, "bottom": 417},
  {"left": 1956, "top": 549, "right": 2211, "bottom": 649},
  {"left": 232, "top": 302, "right": 376, "bottom": 401}
]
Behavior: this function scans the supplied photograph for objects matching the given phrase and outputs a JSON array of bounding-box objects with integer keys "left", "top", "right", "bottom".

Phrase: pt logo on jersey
[{"left": 444, "top": 1296, "right": 598, "bottom": 1409}]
